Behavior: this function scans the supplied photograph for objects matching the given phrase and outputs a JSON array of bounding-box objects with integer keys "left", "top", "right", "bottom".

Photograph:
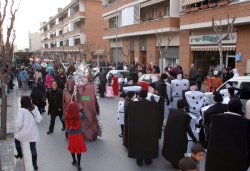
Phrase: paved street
[{"left": 8, "top": 81, "right": 207, "bottom": 171}]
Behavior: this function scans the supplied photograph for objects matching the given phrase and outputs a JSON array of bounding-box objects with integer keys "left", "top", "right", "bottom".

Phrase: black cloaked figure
[
  {"left": 205, "top": 98, "right": 250, "bottom": 171},
  {"left": 127, "top": 89, "right": 159, "bottom": 167},
  {"left": 30, "top": 85, "right": 45, "bottom": 113}
]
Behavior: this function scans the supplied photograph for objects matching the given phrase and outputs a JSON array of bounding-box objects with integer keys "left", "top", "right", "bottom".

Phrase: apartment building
[
  {"left": 28, "top": 31, "right": 41, "bottom": 51},
  {"left": 180, "top": 0, "right": 250, "bottom": 76},
  {"left": 40, "top": 0, "right": 107, "bottom": 63},
  {"left": 102, "top": 0, "right": 181, "bottom": 70},
  {"left": 102, "top": 0, "right": 250, "bottom": 76}
]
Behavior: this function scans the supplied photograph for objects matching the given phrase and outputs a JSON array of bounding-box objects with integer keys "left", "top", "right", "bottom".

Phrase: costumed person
[
  {"left": 117, "top": 92, "right": 126, "bottom": 137},
  {"left": 123, "top": 91, "right": 136, "bottom": 148},
  {"left": 65, "top": 102, "right": 87, "bottom": 171},
  {"left": 170, "top": 71, "right": 189, "bottom": 108},
  {"left": 222, "top": 87, "right": 239, "bottom": 104},
  {"left": 112, "top": 74, "right": 119, "bottom": 96},
  {"left": 74, "top": 70, "right": 101, "bottom": 141},
  {"left": 219, "top": 81, "right": 234, "bottom": 99},
  {"left": 30, "top": 85, "right": 45, "bottom": 113},
  {"left": 232, "top": 68, "right": 239, "bottom": 77},
  {"left": 46, "top": 81, "right": 65, "bottom": 134},
  {"left": 106, "top": 73, "right": 114, "bottom": 98},
  {"left": 127, "top": 90, "right": 159, "bottom": 167},
  {"left": 203, "top": 93, "right": 227, "bottom": 146},
  {"left": 184, "top": 81, "right": 207, "bottom": 153},
  {"left": 15, "top": 96, "right": 42, "bottom": 171},
  {"left": 155, "top": 74, "right": 171, "bottom": 138},
  {"left": 45, "top": 62, "right": 55, "bottom": 74},
  {"left": 34, "top": 69, "right": 42, "bottom": 84},
  {"left": 45, "top": 72, "right": 54, "bottom": 91},
  {"left": 93, "top": 68, "right": 107, "bottom": 98},
  {"left": 37, "top": 78, "right": 47, "bottom": 113},
  {"left": 120, "top": 76, "right": 141, "bottom": 97},
  {"left": 205, "top": 99, "right": 250, "bottom": 171},
  {"left": 162, "top": 99, "right": 197, "bottom": 169},
  {"left": 210, "top": 70, "right": 222, "bottom": 92}
]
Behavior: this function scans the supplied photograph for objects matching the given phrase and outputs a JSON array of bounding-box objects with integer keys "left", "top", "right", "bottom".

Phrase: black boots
[
  {"left": 14, "top": 148, "right": 23, "bottom": 159},
  {"left": 32, "top": 155, "right": 38, "bottom": 170}
]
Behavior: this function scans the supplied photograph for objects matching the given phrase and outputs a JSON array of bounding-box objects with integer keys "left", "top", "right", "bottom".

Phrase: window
[
  {"left": 151, "top": 75, "right": 158, "bottom": 83},
  {"left": 60, "top": 41, "right": 63, "bottom": 46},
  {"left": 218, "top": 81, "right": 238, "bottom": 91},
  {"left": 165, "top": 4, "right": 170, "bottom": 17},
  {"left": 116, "top": 71, "right": 130, "bottom": 78},
  {"left": 239, "top": 82, "right": 250, "bottom": 99}
]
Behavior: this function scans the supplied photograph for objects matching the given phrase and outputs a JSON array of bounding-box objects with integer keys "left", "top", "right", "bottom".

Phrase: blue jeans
[{"left": 15, "top": 138, "right": 37, "bottom": 155}]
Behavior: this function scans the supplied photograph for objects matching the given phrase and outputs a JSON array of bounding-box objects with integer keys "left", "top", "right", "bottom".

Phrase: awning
[
  {"left": 74, "top": 18, "right": 81, "bottom": 23},
  {"left": 191, "top": 45, "right": 236, "bottom": 51},
  {"left": 104, "top": 13, "right": 119, "bottom": 20},
  {"left": 74, "top": 35, "right": 80, "bottom": 39},
  {"left": 140, "top": 0, "right": 166, "bottom": 8},
  {"left": 182, "top": 0, "right": 205, "bottom": 6}
]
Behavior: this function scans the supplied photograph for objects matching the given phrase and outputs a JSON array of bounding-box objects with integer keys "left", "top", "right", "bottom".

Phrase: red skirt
[{"left": 68, "top": 133, "right": 87, "bottom": 154}]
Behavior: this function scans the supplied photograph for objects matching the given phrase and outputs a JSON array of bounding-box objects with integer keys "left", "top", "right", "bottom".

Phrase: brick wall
[
  {"left": 103, "top": 18, "right": 179, "bottom": 37},
  {"left": 235, "top": 24, "right": 250, "bottom": 76},
  {"left": 180, "top": 1, "right": 250, "bottom": 26},
  {"left": 147, "top": 35, "right": 158, "bottom": 66},
  {"left": 85, "top": 0, "right": 108, "bottom": 62},
  {"left": 103, "top": 0, "right": 135, "bottom": 14},
  {"left": 179, "top": 30, "right": 193, "bottom": 76},
  {"left": 134, "top": 36, "right": 140, "bottom": 62}
]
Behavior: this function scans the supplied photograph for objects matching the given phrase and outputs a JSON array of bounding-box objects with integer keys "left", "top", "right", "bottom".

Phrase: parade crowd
[{"left": 12, "top": 60, "right": 250, "bottom": 171}]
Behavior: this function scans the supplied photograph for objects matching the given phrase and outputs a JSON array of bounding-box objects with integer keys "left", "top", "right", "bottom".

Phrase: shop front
[{"left": 190, "top": 33, "right": 237, "bottom": 77}]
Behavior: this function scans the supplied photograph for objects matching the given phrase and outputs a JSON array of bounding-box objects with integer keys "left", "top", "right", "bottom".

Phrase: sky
[{"left": 2, "top": 0, "right": 71, "bottom": 50}]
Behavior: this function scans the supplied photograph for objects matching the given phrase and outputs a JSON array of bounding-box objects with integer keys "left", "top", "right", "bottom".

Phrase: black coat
[
  {"left": 205, "top": 113, "right": 250, "bottom": 171},
  {"left": 46, "top": 88, "right": 63, "bottom": 116},
  {"left": 162, "top": 108, "right": 197, "bottom": 166},
  {"left": 195, "top": 72, "right": 204, "bottom": 83},
  {"left": 123, "top": 98, "right": 133, "bottom": 148},
  {"left": 203, "top": 103, "right": 228, "bottom": 137},
  {"left": 127, "top": 99, "right": 159, "bottom": 159}
]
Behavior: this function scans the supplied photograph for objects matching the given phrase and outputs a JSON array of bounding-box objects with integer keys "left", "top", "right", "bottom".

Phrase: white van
[{"left": 205, "top": 76, "right": 250, "bottom": 113}]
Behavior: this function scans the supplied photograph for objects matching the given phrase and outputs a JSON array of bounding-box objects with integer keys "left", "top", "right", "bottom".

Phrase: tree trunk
[
  {"left": 218, "top": 42, "right": 223, "bottom": 72},
  {"left": 0, "top": 75, "right": 8, "bottom": 140}
]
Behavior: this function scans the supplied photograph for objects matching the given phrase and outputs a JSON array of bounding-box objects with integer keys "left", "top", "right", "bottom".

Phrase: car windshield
[{"left": 116, "top": 72, "right": 130, "bottom": 78}]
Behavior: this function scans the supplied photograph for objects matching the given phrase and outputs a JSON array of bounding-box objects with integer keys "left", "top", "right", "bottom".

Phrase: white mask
[
  {"left": 177, "top": 74, "right": 182, "bottom": 80},
  {"left": 190, "top": 85, "right": 196, "bottom": 91}
]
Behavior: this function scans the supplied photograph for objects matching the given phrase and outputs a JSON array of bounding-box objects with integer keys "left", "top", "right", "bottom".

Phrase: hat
[
  {"left": 161, "top": 73, "right": 168, "bottom": 80},
  {"left": 127, "top": 91, "right": 135, "bottom": 99},
  {"left": 120, "top": 92, "right": 126, "bottom": 98},
  {"left": 213, "top": 70, "right": 219, "bottom": 75},
  {"left": 149, "top": 83, "right": 156, "bottom": 89},
  {"left": 228, "top": 87, "right": 235, "bottom": 96},
  {"left": 226, "top": 81, "right": 233, "bottom": 87},
  {"left": 177, "top": 70, "right": 183, "bottom": 76},
  {"left": 213, "top": 93, "right": 223, "bottom": 102},
  {"left": 127, "top": 76, "right": 133, "bottom": 82},
  {"left": 139, "top": 90, "right": 148, "bottom": 99},
  {"left": 189, "top": 81, "right": 196, "bottom": 87},
  {"left": 228, "top": 98, "right": 242, "bottom": 113}
]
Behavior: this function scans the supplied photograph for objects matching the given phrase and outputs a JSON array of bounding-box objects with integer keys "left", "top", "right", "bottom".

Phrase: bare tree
[
  {"left": 87, "top": 42, "right": 100, "bottom": 67},
  {"left": 212, "top": 15, "right": 236, "bottom": 72},
  {"left": 120, "top": 41, "right": 132, "bottom": 65},
  {"left": 78, "top": 42, "right": 89, "bottom": 63},
  {"left": 155, "top": 30, "right": 174, "bottom": 71},
  {"left": 0, "top": 0, "right": 20, "bottom": 139},
  {"left": 103, "top": 47, "right": 111, "bottom": 67}
]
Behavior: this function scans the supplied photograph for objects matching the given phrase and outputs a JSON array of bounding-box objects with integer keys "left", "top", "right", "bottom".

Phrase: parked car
[
  {"left": 205, "top": 76, "right": 250, "bottom": 113},
  {"left": 138, "top": 74, "right": 161, "bottom": 90},
  {"left": 106, "top": 70, "right": 130, "bottom": 83}
]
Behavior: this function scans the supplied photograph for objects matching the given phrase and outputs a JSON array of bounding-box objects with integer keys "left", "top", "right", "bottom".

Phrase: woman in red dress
[
  {"left": 112, "top": 75, "right": 119, "bottom": 95},
  {"left": 65, "top": 102, "right": 87, "bottom": 171}
]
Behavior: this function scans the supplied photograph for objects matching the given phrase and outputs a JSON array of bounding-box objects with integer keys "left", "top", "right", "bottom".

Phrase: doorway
[
  {"left": 141, "top": 51, "right": 147, "bottom": 65},
  {"left": 226, "top": 55, "right": 235, "bottom": 69}
]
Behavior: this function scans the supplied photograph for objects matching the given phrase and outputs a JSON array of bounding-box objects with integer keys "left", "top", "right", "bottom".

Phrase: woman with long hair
[
  {"left": 14, "top": 96, "right": 42, "bottom": 171},
  {"left": 106, "top": 73, "right": 114, "bottom": 98},
  {"left": 65, "top": 102, "right": 87, "bottom": 171}
]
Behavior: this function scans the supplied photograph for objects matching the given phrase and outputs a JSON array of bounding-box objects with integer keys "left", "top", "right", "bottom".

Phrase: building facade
[
  {"left": 40, "top": 0, "right": 107, "bottom": 63},
  {"left": 102, "top": 0, "right": 181, "bottom": 70},
  {"left": 102, "top": 0, "right": 250, "bottom": 76},
  {"left": 28, "top": 32, "right": 41, "bottom": 51}
]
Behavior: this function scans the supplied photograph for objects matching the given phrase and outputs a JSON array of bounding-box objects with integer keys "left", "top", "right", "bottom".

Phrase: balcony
[
  {"left": 103, "top": 0, "right": 134, "bottom": 14},
  {"left": 64, "top": 11, "right": 85, "bottom": 24},
  {"left": 103, "top": 17, "right": 179, "bottom": 38},
  {"left": 64, "top": 28, "right": 85, "bottom": 38},
  {"left": 181, "top": 1, "right": 250, "bottom": 26},
  {"left": 42, "top": 45, "right": 81, "bottom": 52}
]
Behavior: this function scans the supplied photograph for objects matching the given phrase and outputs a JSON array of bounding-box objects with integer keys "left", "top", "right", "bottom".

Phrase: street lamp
[{"left": 115, "top": 0, "right": 118, "bottom": 69}]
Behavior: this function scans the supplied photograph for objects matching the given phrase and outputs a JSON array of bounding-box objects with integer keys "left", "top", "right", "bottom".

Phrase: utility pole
[{"left": 115, "top": 0, "right": 118, "bottom": 69}]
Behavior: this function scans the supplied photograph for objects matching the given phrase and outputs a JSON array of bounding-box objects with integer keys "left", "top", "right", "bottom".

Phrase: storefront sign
[
  {"left": 189, "top": 33, "right": 237, "bottom": 45},
  {"left": 235, "top": 53, "right": 242, "bottom": 62}
]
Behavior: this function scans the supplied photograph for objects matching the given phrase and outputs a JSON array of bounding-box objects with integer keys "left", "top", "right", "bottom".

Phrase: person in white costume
[
  {"left": 117, "top": 92, "right": 126, "bottom": 137},
  {"left": 14, "top": 96, "right": 42, "bottom": 171},
  {"left": 170, "top": 71, "right": 189, "bottom": 108}
]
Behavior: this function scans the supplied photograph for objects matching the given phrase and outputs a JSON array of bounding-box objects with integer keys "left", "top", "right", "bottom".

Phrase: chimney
[{"left": 58, "top": 8, "right": 62, "bottom": 12}]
